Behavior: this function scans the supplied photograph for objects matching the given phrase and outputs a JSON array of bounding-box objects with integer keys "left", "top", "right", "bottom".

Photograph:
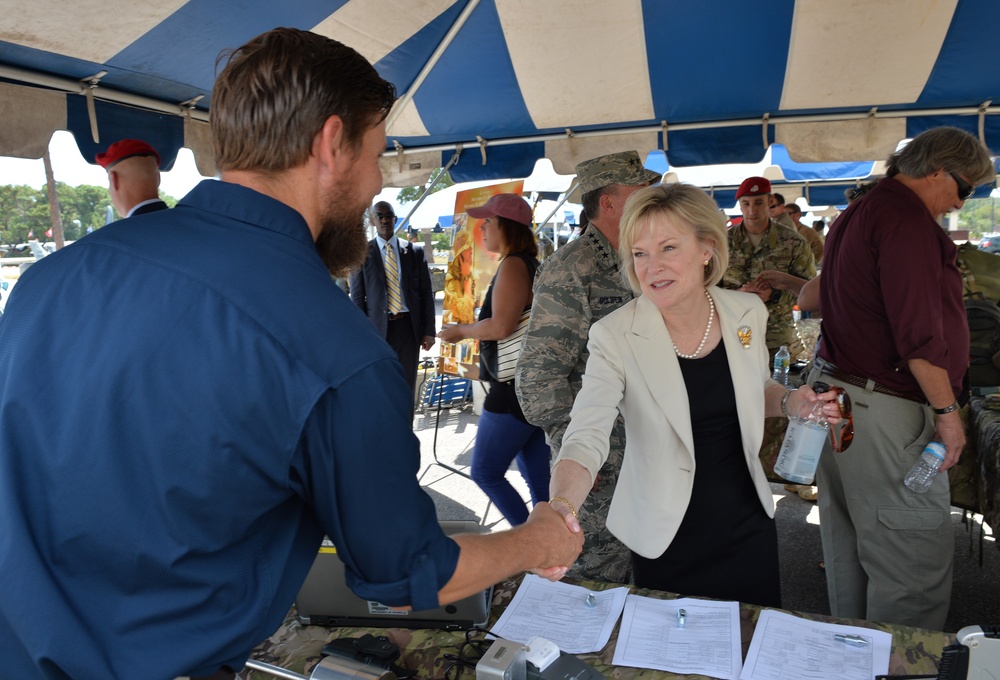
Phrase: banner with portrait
[{"left": 439, "top": 180, "right": 524, "bottom": 379}]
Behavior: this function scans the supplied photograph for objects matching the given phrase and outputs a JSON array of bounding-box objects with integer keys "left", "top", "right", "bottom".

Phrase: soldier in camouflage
[
  {"left": 722, "top": 176, "right": 817, "bottom": 501},
  {"left": 515, "top": 150, "right": 660, "bottom": 583},
  {"left": 721, "top": 176, "right": 816, "bottom": 361}
]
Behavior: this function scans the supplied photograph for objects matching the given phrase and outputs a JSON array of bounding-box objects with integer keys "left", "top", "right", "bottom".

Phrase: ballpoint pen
[{"left": 833, "top": 634, "right": 869, "bottom": 646}]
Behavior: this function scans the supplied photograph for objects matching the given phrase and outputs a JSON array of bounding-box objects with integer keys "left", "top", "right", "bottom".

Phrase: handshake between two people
[{"left": 523, "top": 501, "right": 585, "bottom": 581}]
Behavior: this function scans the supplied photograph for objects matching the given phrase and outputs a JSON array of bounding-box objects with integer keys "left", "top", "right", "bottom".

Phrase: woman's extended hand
[
  {"left": 437, "top": 324, "right": 465, "bottom": 343},
  {"left": 526, "top": 501, "right": 583, "bottom": 581}
]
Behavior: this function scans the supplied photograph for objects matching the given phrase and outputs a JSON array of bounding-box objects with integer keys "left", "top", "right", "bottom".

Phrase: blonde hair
[{"left": 618, "top": 184, "right": 729, "bottom": 295}]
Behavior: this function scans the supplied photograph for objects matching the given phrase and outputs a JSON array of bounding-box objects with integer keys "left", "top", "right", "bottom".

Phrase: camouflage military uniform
[
  {"left": 795, "top": 221, "right": 825, "bottom": 265},
  {"left": 721, "top": 219, "right": 816, "bottom": 360},
  {"left": 515, "top": 226, "right": 632, "bottom": 583}
]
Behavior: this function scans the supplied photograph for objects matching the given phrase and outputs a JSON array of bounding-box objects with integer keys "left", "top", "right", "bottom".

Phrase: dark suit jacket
[
  {"left": 131, "top": 200, "right": 169, "bottom": 217},
  {"left": 350, "top": 237, "right": 435, "bottom": 342}
]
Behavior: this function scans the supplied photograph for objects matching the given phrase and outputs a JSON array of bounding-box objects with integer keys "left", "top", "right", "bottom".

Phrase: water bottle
[
  {"left": 772, "top": 345, "right": 790, "bottom": 386},
  {"left": 903, "top": 441, "right": 946, "bottom": 493},
  {"left": 774, "top": 408, "right": 829, "bottom": 485}
]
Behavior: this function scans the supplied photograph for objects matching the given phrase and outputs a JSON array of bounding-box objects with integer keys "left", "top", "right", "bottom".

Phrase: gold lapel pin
[{"left": 737, "top": 325, "right": 752, "bottom": 349}]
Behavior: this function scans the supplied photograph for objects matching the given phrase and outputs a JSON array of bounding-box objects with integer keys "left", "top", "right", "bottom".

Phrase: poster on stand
[{"left": 439, "top": 180, "right": 524, "bottom": 380}]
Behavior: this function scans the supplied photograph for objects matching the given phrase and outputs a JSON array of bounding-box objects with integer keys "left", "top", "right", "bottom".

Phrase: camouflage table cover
[{"left": 248, "top": 574, "right": 953, "bottom": 679}]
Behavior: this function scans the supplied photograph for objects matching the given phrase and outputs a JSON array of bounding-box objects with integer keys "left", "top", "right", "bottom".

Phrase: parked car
[{"left": 979, "top": 233, "right": 1000, "bottom": 254}]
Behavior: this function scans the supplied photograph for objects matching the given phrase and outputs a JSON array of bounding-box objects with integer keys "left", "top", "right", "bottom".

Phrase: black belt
[
  {"left": 814, "top": 357, "right": 926, "bottom": 405},
  {"left": 387, "top": 311, "right": 409, "bottom": 321}
]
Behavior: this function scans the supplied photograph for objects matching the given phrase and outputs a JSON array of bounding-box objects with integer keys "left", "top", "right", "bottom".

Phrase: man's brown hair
[{"left": 211, "top": 27, "right": 396, "bottom": 172}]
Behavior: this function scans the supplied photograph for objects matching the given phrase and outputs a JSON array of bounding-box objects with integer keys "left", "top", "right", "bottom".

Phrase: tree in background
[
  {"left": 0, "top": 183, "right": 176, "bottom": 248},
  {"left": 396, "top": 167, "right": 453, "bottom": 205},
  {"left": 957, "top": 197, "right": 999, "bottom": 239}
]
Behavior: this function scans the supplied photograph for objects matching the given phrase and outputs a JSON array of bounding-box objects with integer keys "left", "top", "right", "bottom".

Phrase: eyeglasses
[
  {"left": 768, "top": 203, "right": 779, "bottom": 210},
  {"left": 948, "top": 170, "right": 975, "bottom": 201},
  {"left": 374, "top": 212, "right": 396, "bottom": 219},
  {"left": 812, "top": 381, "right": 854, "bottom": 452}
]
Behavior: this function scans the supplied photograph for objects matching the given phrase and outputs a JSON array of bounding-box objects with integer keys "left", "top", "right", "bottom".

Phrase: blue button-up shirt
[{"left": 0, "top": 180, "right": 457, "bottom": 679}]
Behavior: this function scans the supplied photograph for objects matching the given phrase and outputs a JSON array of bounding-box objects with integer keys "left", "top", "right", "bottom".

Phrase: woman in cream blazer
[{"left": 548, "top": 184, "right": 840, "bottom": 607}]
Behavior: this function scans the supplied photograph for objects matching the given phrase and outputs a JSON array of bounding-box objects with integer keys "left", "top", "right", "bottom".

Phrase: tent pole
[
  {"left": 395, "top": 148, "right": 463, "bottom": 236},
  {"left": 534, "top": 181, "right": 578, "bottom": 251},
  {"left": 385, "top": 0, "right": 481, "bottom": 132}
]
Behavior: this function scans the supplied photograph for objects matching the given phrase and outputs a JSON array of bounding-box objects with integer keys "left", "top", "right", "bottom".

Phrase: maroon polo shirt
[{"left": 817, "top": 177, "right": 968, "bottom": 399}]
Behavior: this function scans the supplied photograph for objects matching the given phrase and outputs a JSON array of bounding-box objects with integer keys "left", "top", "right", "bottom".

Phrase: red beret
[
  {"left": 95, "top": 139, "right": 161, "bottom": 169},
  {"left": 735, "top": 176, "right": 771, "bottom": 199}
]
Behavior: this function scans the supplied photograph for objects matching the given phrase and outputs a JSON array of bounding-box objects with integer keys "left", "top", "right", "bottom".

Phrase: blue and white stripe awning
[{"left": 0, "top": 0, "right": 997, "bottom": 189}]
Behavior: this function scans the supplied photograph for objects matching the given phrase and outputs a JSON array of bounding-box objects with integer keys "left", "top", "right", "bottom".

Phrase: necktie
[{"left": 384, "top": 242, "right": 403, "bottom": 314}]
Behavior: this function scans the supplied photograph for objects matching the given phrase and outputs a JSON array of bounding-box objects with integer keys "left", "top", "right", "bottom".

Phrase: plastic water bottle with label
[
  {"left": 903, "top": 441, "right": 947, "bottom": 493},
  {"left": 772, "top": 345, "right": 790, "bottom": 386},
  {"left": 774, "top": 394, "right": 829, "bottom": 485}
]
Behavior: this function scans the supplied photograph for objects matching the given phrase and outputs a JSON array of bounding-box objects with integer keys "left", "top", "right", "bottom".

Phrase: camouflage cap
[{"left": 575, "top": 151, "right": 661, "bottom": 195}]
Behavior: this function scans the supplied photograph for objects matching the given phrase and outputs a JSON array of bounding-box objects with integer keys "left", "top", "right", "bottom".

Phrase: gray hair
[
  {"left": 886, "top": 127, "right": 995, "bottom": 186},
  {"left": 618, "top": 184, "right": 729, "bottom": 295}
]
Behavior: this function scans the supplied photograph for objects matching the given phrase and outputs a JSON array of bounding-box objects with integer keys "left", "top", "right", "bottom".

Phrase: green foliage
[
  {"left": 0, "top": 182, "right": 176, "bottom": 247},
  {"left": 956, "top": 197, "right": 1000, "bottom": 239},
  {"left": 396, "top": 167, "right": 453, "bottom": 204},
  {"left": 431, "top": 232, "right": 453, "bottom": 251}
]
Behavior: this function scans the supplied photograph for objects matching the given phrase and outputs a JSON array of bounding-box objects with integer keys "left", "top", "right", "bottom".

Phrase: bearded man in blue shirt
[{"left": 0, "top": 28, "right": 582, "bottom": 680}]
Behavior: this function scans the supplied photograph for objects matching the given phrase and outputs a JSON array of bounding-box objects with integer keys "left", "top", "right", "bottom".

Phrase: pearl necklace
[{"left": 672, "top": 289, "right": 715, "bottom": 359}]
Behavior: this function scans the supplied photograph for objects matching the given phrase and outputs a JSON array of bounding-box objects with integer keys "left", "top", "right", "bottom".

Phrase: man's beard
[{"left": 315, "top": 193, "right": 370, "bottom": 278}]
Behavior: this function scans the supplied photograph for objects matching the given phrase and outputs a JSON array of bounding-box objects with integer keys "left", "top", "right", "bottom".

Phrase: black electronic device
[{"left": 876, "top": 624, "right": 999, "bottom": 680}]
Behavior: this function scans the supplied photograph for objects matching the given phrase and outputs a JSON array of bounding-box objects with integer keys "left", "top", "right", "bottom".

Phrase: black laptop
[{"left": 294, "top": 520, "right": 493, "bottom": 629}]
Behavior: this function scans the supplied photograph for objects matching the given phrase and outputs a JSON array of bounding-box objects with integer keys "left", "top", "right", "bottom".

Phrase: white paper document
[
  {"left": 611, "top": 594, "right": 743, "bottom": 679},
  {"left": 740, "top": 609, "right": 892, "bottom": 680},
  {"left": 489, "top": 574, "right": 629, "bottom": 654}
]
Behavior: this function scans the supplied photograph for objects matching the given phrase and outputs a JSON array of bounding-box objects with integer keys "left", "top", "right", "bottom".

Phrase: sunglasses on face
[
  {"left": 948, "top": 170, "right": 975, "bottom": 201},
  {"left": 812, "top": 381, "right": 854, "bottom": 453}
]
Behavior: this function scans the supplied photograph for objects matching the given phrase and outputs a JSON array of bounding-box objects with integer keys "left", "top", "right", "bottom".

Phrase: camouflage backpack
[
  {"left": 957, "top": 245, "right": 1000, "bottom": 387},
  {"left": 966, "top": 297, "right": 1000, "bottom": 387},
  {"left": 958, "top": 243, "right": 1000, "bottom": 303}
]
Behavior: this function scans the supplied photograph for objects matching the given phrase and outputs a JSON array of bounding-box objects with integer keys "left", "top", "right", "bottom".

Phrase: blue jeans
[{"left": 471, "top": 409, "right": 550, "bottom": 525}]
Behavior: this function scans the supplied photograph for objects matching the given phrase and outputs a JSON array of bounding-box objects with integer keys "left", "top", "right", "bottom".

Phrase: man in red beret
[
  {"left": 95, "top": 139, "right": 168, "bottom": 218},
  {"left": 721, "top": 177, "right": 818, "bottom": 502},
  {"left": 721, "top": 176, "right": 815, "bottom": 361}
]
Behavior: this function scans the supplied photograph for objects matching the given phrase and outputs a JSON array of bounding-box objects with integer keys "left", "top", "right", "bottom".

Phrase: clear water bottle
[
  {"left": 774, "top": 403, "right": 829, "bottom": 485},
  {"left": 772, "top": 345, "right": 791, "bottom": 386},
  {"left": 903, "top": 441, "right": 946, "bottom": 493}
]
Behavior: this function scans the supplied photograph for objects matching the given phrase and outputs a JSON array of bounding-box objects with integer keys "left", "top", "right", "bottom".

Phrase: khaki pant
[{"left": 810, "top": 367, "right": 953, "bottom": 630}]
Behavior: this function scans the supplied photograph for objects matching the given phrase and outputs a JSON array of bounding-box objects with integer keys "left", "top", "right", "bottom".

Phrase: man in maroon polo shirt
[{"left": 810, "top": 127, "right": 994, "bottom": 630}]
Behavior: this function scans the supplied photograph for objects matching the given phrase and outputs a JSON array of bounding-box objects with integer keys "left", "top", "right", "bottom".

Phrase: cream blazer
[{"left": 557, "top": 286, "right": 775, "bottom": 559}]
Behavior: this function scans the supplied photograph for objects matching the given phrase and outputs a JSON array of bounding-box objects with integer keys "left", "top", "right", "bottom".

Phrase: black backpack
[{"left": 966, "top": 296, "right": 1000, "bottom": 387}]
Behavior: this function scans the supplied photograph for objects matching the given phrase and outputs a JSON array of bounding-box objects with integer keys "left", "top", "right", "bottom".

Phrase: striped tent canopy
[{"left": 1, "top": 0, "right": 997, "bottom": 196}]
